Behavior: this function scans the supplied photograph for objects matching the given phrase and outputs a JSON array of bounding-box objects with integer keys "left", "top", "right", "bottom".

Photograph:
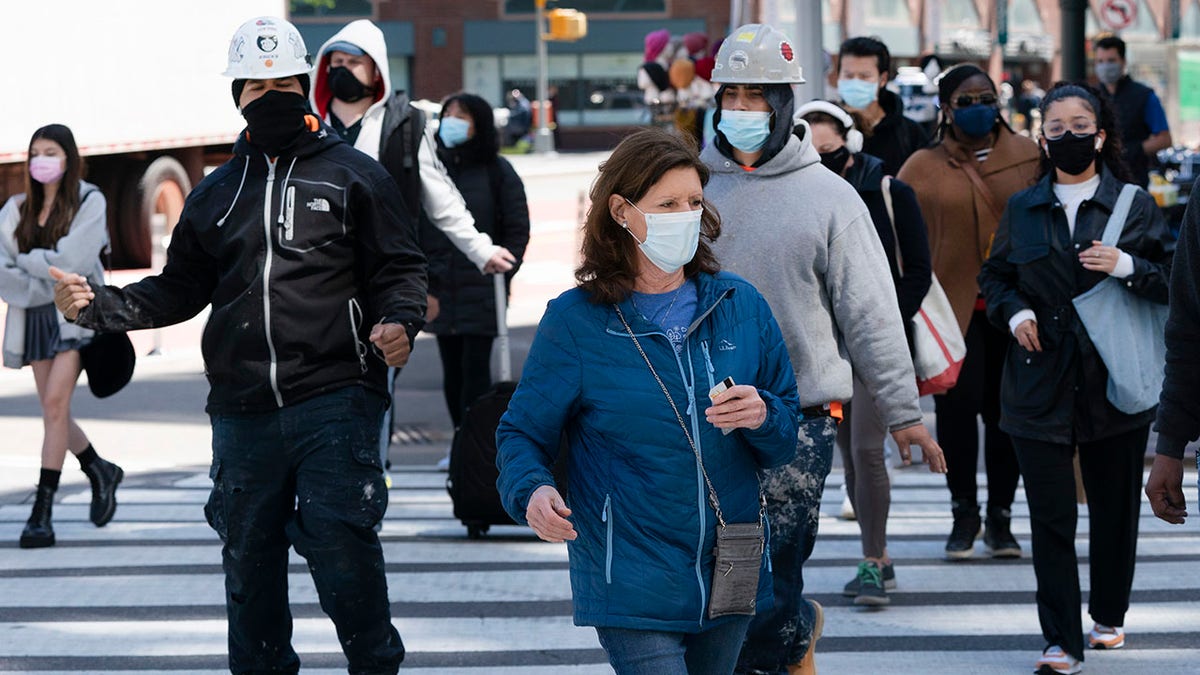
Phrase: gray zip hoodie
[{"left": 702, "top": 124, "right": 923, "bottom": 430}]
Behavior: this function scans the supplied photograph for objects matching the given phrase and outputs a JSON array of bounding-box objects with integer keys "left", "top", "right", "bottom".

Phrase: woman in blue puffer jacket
[{"left": 496, "top": 128, "right": 801, "bottom": 675}]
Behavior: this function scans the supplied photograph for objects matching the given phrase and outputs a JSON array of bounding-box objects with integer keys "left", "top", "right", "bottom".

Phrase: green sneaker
[
  {"left": 852, "top": 561, "right": 889, "bottom": 606},
  {"left": 842, "top": 560, "right": 896, "bottom": 596}
]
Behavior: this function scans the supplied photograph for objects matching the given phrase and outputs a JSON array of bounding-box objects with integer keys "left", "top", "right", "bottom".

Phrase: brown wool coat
[{"left": 898, "top": 126, "right": 1042, "bottom": 335}]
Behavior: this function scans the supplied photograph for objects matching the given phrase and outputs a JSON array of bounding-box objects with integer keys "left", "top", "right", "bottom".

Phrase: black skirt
[{"left": 23, "top": 303, "right": 88, "bottom": 364}]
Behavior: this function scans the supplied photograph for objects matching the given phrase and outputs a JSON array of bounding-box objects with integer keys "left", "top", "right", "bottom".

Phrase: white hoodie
[{"left": 311, "top": 20, "right": 499, "bottom": 271}]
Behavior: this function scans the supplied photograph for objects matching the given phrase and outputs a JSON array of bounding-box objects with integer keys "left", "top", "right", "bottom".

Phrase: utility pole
[
  {"left": 791, "top": 0, "right": 825, "bottom": 101},
  {"left": 533, "top": 0, "right": 555, "bottom": 154},
  {"left": 1060, "top": 0, "right": 1088, "bottom": 81}
]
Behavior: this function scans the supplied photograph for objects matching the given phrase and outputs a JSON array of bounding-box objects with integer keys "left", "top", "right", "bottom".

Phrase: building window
[
  {"left": 465, "top": 52, "right": 645, "bottom": 127},
  {"left": 503, "top": 0, "right": 666, "bottom": 14},
  {"left": 290, "top": 0, "right": 373, "bottom": 18}
]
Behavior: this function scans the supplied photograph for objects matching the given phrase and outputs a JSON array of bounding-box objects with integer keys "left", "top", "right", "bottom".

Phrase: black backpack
[{"left": 378, "top": 92, "right": 427, "bottom": 222}]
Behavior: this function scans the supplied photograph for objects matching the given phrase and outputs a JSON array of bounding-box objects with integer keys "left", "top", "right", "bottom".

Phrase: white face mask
[{"left": 622, "top": 198, "right": 702, "bottom": 274}]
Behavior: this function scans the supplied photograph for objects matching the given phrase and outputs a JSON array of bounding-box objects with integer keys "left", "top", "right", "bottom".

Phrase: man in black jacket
[
  {"left": 50, "top": 17, "right": 421, "bottom": 674},
  {"left": 835, "top": 36, "right": 929, "bottom": 176},
  {"left": 1146, "top": 177, "right": 1200, "bottom": 526}
]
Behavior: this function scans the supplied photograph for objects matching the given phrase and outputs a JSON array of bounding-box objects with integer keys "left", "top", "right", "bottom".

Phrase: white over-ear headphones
[{"left": 794, "top": 100, "right": 864, "bottom": 154}]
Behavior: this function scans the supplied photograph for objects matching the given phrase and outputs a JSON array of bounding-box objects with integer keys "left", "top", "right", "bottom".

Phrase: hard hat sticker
[
  {"left": 229, "top": 36, "right": 246, "bottom": 63},
  {"left": 780, "top": 42, "right": 794, "bottom": 61},
  {"left": 736, "top": 30, "right": 757, "bottom": 42},
  {"left": 289, "top": 32, "right": 306, "bottom": 60},
  {"left": 728, "top": 50, "right": 749, "bottom": 71},
  {"left": 258, "top": 35, "right": 279, "bottom": 53}
]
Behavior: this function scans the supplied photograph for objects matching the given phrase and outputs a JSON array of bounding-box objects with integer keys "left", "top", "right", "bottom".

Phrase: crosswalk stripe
[{"left": 0, "top": 466, "right": 1196, "bottom": 673}]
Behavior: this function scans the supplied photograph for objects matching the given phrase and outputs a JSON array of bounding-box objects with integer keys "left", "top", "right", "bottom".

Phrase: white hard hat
[
  {"left": 794, "top": 100, "right": 864, "bottom": 154},
  {"left": 223, "top": 16, "right": 312, "bottom": 79},
  {"left": 712, "top": 24, "right": 805, "bottom": 85}
]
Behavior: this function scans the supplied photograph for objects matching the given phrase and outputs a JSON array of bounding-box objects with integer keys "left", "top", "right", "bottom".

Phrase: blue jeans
[
  {"left": 737, "top": 415, "right": 837, "bottom": 674},
  {"left": 596, "top": 616, "right": 753, "bottom": 675},
  {"left": 206, "top": 386, "right": 403, "bottom": 674}
]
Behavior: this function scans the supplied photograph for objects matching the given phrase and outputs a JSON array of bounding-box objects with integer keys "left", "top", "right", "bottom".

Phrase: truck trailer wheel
[{"left": 114, "top": 156, "right": 191, "bottom": 269}]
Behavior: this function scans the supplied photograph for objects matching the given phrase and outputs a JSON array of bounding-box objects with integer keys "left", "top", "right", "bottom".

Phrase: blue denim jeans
[
  {"left": 206, "top": 386, "right": 403, "bottom": 675},
  {"left": 596, "top": 616, "right": 753, "bottom": 675},
  {"left": 737, "top": 415, "right": 837, "bottom": 674}
]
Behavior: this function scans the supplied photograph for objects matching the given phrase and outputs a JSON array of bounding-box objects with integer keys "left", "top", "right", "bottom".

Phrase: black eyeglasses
[{"left": 953, "top": 92, "right": 998, "bottom": 108}]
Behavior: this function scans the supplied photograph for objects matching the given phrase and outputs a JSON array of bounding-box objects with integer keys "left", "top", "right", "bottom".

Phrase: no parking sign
[{"left": 1100, "top": 0, "right": 1137, "bottom": 31}]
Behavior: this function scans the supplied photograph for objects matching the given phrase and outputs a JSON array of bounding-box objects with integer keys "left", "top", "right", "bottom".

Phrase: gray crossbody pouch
[{"left": 615, "top": 305, "right": 764, "bottom": 619}]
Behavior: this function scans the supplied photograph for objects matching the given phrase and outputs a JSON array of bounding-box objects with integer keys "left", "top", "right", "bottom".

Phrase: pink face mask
[{"left": 29, "top": 155, "right": 65, "bottom": 184}]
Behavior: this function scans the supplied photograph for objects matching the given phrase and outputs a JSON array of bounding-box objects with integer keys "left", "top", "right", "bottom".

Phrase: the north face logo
[
  {"left": 307, "top": 198, "right": 330, "bottom": 212},
  {"left": 718, "top": 338, "right": 737, "bottom": 351}
]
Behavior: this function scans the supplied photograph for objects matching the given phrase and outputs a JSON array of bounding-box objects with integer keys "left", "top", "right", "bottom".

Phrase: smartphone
[{"left": 708, "top": 376, "right": 736, "bottom": 435}]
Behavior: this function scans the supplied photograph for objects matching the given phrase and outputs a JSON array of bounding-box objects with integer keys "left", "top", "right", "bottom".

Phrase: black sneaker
[
  {"left": 984, "top": 507, "right": 1022, "bottom": 558},
  {"left": 852, "top": 561, "right": 889, "bottom": 606},
  {"left": 945, "top": 502, "right": 981, "bottom": 561},
  {"left": 842, "top": 560, "right": 896, "bottom": 596}
]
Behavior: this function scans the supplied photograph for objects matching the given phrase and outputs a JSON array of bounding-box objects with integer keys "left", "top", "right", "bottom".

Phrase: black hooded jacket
[
  {"left": 422, "top": 97, "right": 531, "bottom": 336},
  {"left": 844, "top": 152, "right": 932, "bottom": 326},
  {"left": 862, "top": 89, "right": 930, "bottom": 177},
  {"left": 73, "top": 119, "right": 427, "bottom": 414}
]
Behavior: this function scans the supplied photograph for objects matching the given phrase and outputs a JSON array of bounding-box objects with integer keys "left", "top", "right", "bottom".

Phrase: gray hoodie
[{"left": 702, "top": 123, "right": 922, "bottom": 430}]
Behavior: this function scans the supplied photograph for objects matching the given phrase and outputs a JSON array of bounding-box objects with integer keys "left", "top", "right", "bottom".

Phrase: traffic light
[{"left": 546, "top": 8, "right": 587, "bottom": 42}]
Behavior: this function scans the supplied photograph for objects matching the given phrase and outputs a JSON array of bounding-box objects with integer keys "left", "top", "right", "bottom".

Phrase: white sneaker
[
  {"left": 840, "top": 490, "right": 856, "bottom": 521},
  {"left": 1088, "top": 623, "right": 1125, "bottom": 650},
  {"left": 1035, "top": 645, "right": 1082, "bottom": 674},
  {"left": 436, "top": 453, "right": 451, "bottom": 472}
]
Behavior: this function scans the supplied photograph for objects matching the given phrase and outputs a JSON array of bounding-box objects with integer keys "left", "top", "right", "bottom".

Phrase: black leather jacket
[{"left": 75, "top": 120, "right": 427, "bottom": 413}]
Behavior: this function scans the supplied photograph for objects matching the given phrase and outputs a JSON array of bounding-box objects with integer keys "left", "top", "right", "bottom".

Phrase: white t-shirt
[{"left": 1052, "top": 174, "right": 1101, "bottom": 237}]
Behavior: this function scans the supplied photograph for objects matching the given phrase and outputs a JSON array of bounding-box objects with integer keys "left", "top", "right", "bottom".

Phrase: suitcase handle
[{"left": 494, "top": 273, "right": 511, "bottom": 381}]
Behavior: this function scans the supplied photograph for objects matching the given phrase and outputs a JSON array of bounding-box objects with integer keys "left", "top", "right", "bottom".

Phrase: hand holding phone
[{"left": 706, "top": 377, "right": 767, "bottom": 433}]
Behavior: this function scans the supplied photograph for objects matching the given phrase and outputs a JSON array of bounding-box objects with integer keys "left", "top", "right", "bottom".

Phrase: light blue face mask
[
  {"left": 838, "top": 78, "right": 879, "bottom": 109},
  {"left": 1095, "top": 62, "right": 1123, "bottom": 86},
  {"left": 438, "top": 116, "right": 471, "bottom": 148},
  {"left": 717, "top": 110, "right": 773, "bottom": 153},
  {"left": 622, "top": 198, "right": 703, "bottom": 274}
]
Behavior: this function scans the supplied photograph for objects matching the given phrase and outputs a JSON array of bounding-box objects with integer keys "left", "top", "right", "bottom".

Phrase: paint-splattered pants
[
  {"left": 205, "top": 386, "right": 404, "bottom": 675},
  {"left": 736, "top": 415, "right": 837, "bottom": 674}
]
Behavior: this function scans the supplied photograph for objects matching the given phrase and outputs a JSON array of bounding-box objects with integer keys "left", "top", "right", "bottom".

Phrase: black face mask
[
  {"left": 241, "top": 90, "right": 309, "bottom": 157},
  {"left": 819, "top": 146, "right": 852, "bottom": 175},
  {"left": 328, "top": 66, "right": 372, "bottom": 103},
  {"left": 1045, "top": 132, "right": 1099, "bottom": 176}
]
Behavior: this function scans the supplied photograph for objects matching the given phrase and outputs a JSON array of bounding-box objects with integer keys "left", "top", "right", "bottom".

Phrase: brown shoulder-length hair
[
  {"left": 16, "top": 124, "right": 84, "bottom": 253},
  {"left": 576, "top": 128, "right": 721, "bottom": 304}
]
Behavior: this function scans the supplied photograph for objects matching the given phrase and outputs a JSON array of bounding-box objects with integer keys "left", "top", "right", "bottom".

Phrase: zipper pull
[{"left": 284, "top": 186, "right": 295, "bottom": 240}]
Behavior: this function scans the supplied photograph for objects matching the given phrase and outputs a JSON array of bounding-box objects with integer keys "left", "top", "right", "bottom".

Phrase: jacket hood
[
  {"left": 844, "top": 151, "right": 884, "bottom": 193},
  {"left": 702, "top": 119, "right": 821, "bottom": 178},
  {"left": 310, "top": 20, "right": 392, "bottom": 120},
  {"left": 712, "top": 84, "right": 795, "bottom": 168}
]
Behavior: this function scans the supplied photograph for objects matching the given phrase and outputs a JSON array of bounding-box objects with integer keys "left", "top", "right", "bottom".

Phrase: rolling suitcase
[{"left": 444, "top": 273, "right": 521, "bottom": 539}]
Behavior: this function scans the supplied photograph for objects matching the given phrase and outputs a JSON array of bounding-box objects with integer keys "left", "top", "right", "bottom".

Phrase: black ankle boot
[
  {"left": 945, "top": 500, "right": 981, "bottom": 561},
  {"left": 984, "top": 506, "right": 1022, "bottom": 558},
  {"left": 82, "top": 457, "right": 123, "bottom": 527},
  {"left": 19, "top": 485, "right": 56, "bottom": 549}
]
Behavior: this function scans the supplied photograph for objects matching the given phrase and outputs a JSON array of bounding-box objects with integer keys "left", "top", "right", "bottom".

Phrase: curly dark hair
[
  {"left": 1036, "top": 81, "right": 1133, "bottom": 183},
  {"left": 576, "top": 128, "right": 720, "bottom": 304}
]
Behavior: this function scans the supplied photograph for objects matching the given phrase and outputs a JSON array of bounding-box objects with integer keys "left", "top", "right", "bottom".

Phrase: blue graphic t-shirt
[{"left": 631, "top": 279, "right": 698, "bottom": 354}]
